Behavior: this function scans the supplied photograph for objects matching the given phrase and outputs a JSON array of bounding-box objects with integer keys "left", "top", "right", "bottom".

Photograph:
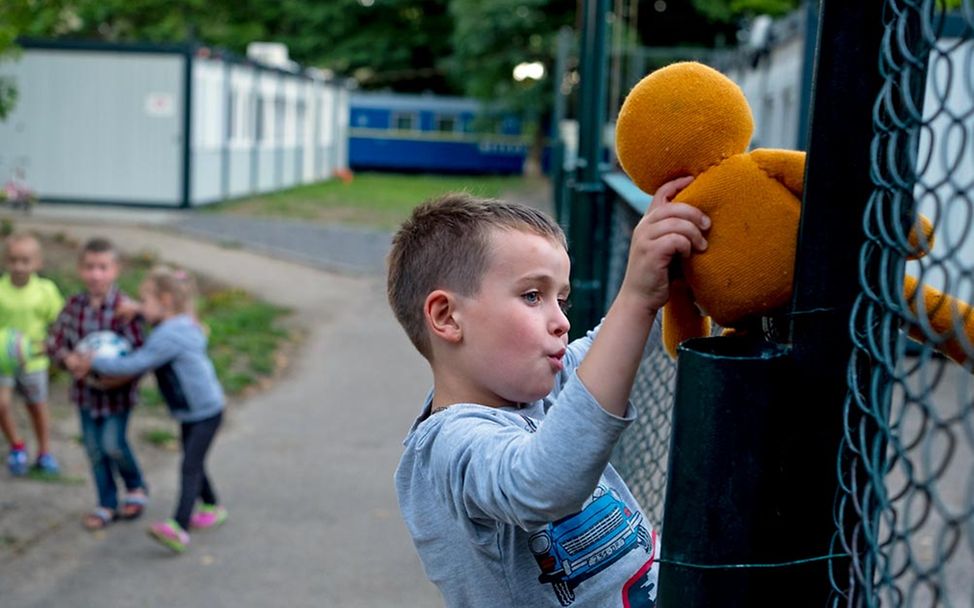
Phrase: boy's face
[
  {"left": 4, "top": 238, "right": 42, "bottom": 285},
  {"left": 78, "top": 251, "right": 119, "bottom": 298},
  {"left": 451, "top": 228, "right": 571, "bottom": 406}
]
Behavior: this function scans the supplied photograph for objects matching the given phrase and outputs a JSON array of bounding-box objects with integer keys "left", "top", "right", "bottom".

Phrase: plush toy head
[{"left": 616, "top": 61, "right": 754, "bottom": 195}]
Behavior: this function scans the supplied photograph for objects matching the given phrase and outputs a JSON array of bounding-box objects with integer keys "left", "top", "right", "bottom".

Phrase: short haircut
[
  {"left": 79, "top": 237, "right": 117, "bottom": 262},
  {"left": 387, "top": 192, "right": 566, "bottom": 359},
  {"left": 4, "top": 231, "right": 40, "bottom": 253}
]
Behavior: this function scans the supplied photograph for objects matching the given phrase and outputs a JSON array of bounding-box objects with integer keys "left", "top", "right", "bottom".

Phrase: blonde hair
[
  {"left": 4, "top": 231, "right": 41, "bottom": 255},
  {"left": 144, "top": 265, "right": 198, "bottom": 314},
  {"left": 387, "top": 192, "right": 566, "bottom": 359}
]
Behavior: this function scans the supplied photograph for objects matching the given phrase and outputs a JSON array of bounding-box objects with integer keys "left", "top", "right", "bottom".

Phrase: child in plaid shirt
[{"left": 46, "top": 237, "right": 147, "bottom": 531}]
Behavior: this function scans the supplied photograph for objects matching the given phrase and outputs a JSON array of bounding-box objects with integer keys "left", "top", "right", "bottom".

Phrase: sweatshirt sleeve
[
  {"left": 91, "top": 328, "right": 180, "bottom": 377},
  {"left": 421, "top": 372, "right": 635, "bottom": 531}
]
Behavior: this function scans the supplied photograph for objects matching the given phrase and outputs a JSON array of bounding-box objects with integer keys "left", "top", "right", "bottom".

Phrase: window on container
[
  {"left": 296, "top": 100, "right": 306, "bottom": 145},
  {"left": 392, "top": 112, "right": 418, "bottom": 131},
  {"left": 227, "top": 90, "right": 236, "bottom": 140},
  {"left": 320, "top": 91, "right": 334, "bottom": 144},
  {"left": 256, "top": 96, "right": 266, "bottom": 143},
  {"left": 435, "top": 115, "right": 458, "bottom": 133},
  {"left": 275, "top": 96, "right": 286, "bottom": 144}
]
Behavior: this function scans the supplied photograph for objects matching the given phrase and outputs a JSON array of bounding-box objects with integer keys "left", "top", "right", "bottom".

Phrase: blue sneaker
[
  {"left": 7, "top": 447, "right": 28, "bottom": 476},
  {"left": 34, "top": 453, "right": 60, "bottom": 476}
]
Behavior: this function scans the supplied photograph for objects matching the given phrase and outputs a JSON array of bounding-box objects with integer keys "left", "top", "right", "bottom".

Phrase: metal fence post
[
  {"left": 568, "top": 0, "right": 610, "bottom": 335},
  {"left": 551, "top": 26, "right": 573, "bottom": 228},
  {"left": 785, "top": 0, "right": 888, "bottom": 604}
]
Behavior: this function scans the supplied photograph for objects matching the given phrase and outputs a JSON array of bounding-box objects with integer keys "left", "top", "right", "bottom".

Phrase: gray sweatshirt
[
  {"left": 92, "top": 314, "right": 224, "bottom": 423},
  {"left": 395, "top": 327, "right": 660, "bottom": 608}
]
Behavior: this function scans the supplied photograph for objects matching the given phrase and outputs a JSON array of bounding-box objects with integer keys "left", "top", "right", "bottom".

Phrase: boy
[
  {"left": 390, "top": 178, "right": 708, "bottom": 607},
  {"left": 46, "top": 237, "right": 148, "bottom": 530},
  {"left": 0, "top": 233, "right": 64, "bottom": 476}
]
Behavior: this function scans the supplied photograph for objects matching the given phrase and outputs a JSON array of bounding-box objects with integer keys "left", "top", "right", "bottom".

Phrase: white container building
[{"left": 0, "top": 39, "right": 349, "bottom": 207}]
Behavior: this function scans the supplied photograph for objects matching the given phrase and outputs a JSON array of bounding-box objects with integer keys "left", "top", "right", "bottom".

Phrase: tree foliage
[
  {"left": 447, "top": 0, "right": 575, "bottom": 134},
  {"left": 690, "top": 0, "right": 800, "bottom": 23}
]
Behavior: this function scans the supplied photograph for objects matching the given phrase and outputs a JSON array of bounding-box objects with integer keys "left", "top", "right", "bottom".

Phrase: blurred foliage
[
  {"left": 447, "top": 0, "right": 574, "bottom": 139},
  {"left": 690, "top": 0, "right": 800, "bottom": 23}
]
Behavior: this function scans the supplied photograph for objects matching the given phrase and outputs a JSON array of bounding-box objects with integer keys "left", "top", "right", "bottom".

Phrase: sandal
[
  {"left": 119, "top": 489, "right": 148, "bottom": 520},
  {"left": 83, "top": 507, "right": 116, "bottom": 531}
]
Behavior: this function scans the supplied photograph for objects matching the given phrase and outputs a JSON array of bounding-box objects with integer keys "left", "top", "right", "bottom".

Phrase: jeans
[
  {"left": 174, "top": 412, "right": 222, "bottom": 530},
  {"left": 79, "top": 408, "right": 145, "bottom": 511}
]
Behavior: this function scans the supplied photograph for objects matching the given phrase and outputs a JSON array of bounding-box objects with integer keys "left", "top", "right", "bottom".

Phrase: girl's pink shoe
[
  {"left": 189, "top": 504, "right": 228, "bottom": 530},
  {"left": 148, "top": 519, "right": 190, "bottom": 553}
]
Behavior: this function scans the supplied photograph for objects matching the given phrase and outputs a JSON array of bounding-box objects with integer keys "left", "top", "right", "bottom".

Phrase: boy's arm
[
  {"left": 426, "top": 376, "right": 633, "bottom": 529},
  {"left": 45, "top": 303, "right": 74, "bottom": 368},
  {"left": 45, "top": 281, "right": 65, "bottom": 325},
  {"left": 577, "top": 176, "right": 709, "bottom": 416}
]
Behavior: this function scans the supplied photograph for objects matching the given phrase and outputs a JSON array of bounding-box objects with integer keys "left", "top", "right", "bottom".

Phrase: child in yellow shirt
[{"left": 0, "top": 233, "right": 65, "bottom": 475}]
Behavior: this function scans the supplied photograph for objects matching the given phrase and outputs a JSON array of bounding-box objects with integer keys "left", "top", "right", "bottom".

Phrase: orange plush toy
[{"left": 615, "top": 61, "right": 974, "bottom": 367}]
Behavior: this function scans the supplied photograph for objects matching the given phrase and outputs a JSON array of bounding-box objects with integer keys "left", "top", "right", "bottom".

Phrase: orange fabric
[
  {"left": 904, "top": 275, "right": 974, "bottom": 366},
  {"left": 615, "top": 61, "right": 965, "bottom": 363}
]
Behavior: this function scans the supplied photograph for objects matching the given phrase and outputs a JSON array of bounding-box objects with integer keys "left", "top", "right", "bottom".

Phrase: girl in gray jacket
[{"left": 86, "top": 265, "right": 226, "bottom": 553}]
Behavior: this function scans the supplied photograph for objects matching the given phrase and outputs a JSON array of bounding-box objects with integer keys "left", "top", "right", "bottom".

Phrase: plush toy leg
[
  {"left": 906, "top": 214, "right": 935, "bottom": 260},
  {"left": 663, "top": 278, "right": 712, "bottom": 358},
  {"left": 903, "top": 275, "right": 974, "bottom": 367}
]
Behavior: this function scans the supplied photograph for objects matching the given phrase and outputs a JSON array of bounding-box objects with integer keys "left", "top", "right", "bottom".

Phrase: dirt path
[{"left": 0, "top": 219, "right": 441, "bottom": 607}]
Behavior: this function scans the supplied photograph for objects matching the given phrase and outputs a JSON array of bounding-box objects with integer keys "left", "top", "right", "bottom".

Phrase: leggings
[{"left": 174, "top": 411, "right": 222, "bottom": 530}]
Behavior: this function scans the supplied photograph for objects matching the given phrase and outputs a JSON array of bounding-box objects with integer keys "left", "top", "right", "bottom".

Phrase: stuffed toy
[{"left": 615, "top": 61, "right": 974, "bottom": 367}]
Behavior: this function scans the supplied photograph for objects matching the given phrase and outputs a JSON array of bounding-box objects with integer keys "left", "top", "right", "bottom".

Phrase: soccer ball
[
  {"left": 77, "top": 331, "right": 132, "bottom": 359},
  {"left": 0, "top": 328, "right": 31, "bottom": 376}
]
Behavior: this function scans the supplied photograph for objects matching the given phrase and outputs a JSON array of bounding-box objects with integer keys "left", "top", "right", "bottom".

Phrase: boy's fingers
[
  {"left": 646, "top": 202, "right": 710, "bottom": 230},
  {"left": 650, "top": 176, "right": 694, "bottom": 211},
  {"left": 645, "top": 217, "right": 708, "bottom": 252}
]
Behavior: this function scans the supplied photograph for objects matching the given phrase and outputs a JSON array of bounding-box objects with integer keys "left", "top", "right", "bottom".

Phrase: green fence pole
[
  {"left": 551, "top": 26, "right": 573, "bottom": 228},
  {"left": 568, "top": 0, "right": 611, "bottom": 335},
  {"left": 785, "top": 0, "right": 888, "bottom": 603}
]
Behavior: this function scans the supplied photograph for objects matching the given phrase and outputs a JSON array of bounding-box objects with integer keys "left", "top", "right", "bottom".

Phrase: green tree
[
  {"left": 690, "top": 0, "right": 800, "bottom": 23},
  {"left": 277, "top": 0, "right": 454, "bottom": 93},
  {"left": 448, "top": 0, "right": 575, "bottom": 170}
]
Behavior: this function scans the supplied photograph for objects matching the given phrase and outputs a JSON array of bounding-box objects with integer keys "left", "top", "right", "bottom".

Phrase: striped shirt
[{"left": 45, "top": 286, "right": 145, "bottom": 417}]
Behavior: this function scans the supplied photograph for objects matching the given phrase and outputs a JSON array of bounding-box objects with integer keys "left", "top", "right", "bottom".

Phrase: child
[
  {"left": 79, "top": 265, "right": 226, "bottom": 553},
  {"left": 0, "top": 233, "right": 65, "bottom": 476},
  {"left": 46, "top": 237, "right": 148, "bottom": 529},
  {"left": 390, "top": 179, "right": 708, "bottom": 607}
]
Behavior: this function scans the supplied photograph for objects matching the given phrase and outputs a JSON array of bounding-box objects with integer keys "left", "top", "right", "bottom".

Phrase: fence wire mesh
[
  {"left": 832, "top": 3, "right": 974, "bottom": 606},
  {"left": 605, "top": 191, "right": 678, "bottom": 529}
]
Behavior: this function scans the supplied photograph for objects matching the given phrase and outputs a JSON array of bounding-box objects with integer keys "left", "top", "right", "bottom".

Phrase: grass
[
  {"left": 37, "top": 237, "right": 292, "bottom": 404},
  {"left": 142, "top": 427, "right": 178, "bottom": 449},
  {"left": 207, "top": 172, "right": 532, "bottom": 229},
  {"left": 24, "top": 469, "right": 85, "bottom": 484}
]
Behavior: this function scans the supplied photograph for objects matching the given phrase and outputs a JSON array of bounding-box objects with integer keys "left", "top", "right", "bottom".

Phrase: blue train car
[{"left": 348, "top": 92, "right": 529, "bottom": 174}]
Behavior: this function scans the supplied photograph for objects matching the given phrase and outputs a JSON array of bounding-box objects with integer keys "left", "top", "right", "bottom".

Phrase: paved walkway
[{"left": 0, "top": 208, "right": 441, "bottom": 607}]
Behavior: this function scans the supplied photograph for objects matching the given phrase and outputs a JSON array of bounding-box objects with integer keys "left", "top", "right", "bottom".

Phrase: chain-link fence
[
  {"left": 595, "top": 3, "right": 973, "bottom": 605},
  {"left": 832, "top": 3, "right": 974, "bottom": 606}
]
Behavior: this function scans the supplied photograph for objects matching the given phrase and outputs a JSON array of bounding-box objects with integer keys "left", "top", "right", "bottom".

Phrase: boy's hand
[
  {"left": 65, "top": 352, "right": 93, "bottom": 380},
  {"left": 621, "top": 176, "right": 709, "bottom": 313},
  {"left": 116, "top": 297, "right": 142, "bottom": 322}
]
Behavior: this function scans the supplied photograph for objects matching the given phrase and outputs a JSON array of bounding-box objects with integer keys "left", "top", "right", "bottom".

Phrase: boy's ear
[{"left": 424, "top": 289, "right": 462, "bottom": 344}]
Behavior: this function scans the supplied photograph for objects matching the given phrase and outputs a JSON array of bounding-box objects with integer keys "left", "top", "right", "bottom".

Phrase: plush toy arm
[
  {"left": 662, "top": 278, "right": 712, "bottom": 358},
  {"left": 904, "top": 274, "right": 974, "bottom": 367},
  {"left": 750, "top": 149, "right": 806, "bottom": 198},
  {"left": 750, "top": 148, "right": 934, "bottom": 260}
]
